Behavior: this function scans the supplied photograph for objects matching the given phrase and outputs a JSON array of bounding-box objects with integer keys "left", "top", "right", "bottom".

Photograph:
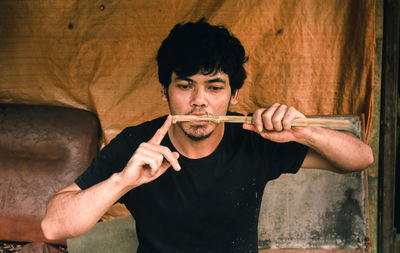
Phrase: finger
[
  {"left": 153, "top": 155, "right": 178, "bottom": 178},
  {"left": 270, "top": 104, "right": 287, "bottom": 131},
  {"left": 137, "top": 144, "right": 165, "bottom": 165},
  {"left": 282, "top": 106, "right": 306, "bottom": 130},
  {"left": 261, "top": 103, "right": 280, "bottom": 131},
  {"left": 282, "top": 106, "right": 295, "bottom": 130},
  {"left": 140, "top": 152, "right": 180, "bottom": 180},
  {"left": 158, "top": 147, "right": 181, "bottom": 171},
  {"left": 151, "top": 152, "right": 180, "bottom": 179},
  {"left": 252, "top": 108, "right": 266, "bottom": 132},
  {"left": 160, "top": 151, "right": 181, "bottom": 172},
  {"left": 134, "top": 144, "right": 164, "bottom": 172},
  {"left": 242, "top": 123, "right": 258, "bottom": 133},
  {"left": 140, "top": 143, "right": 181, "bottom": 171},
  {"left": 137, "top": 153, "right": 162, "bottom": 177},
  {"left": 149, "top": 115, "right": 172, "bottom": 145}
]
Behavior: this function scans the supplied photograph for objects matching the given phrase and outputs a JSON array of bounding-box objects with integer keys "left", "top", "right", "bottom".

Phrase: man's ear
[
  {"left": 230, "top": 89, "right": 239, "bottom": 105},
  {"left": 161, "top": 87, "right": 168, "bottom": 101}
]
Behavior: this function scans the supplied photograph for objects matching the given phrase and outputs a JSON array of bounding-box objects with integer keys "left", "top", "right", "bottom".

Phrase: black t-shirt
[{"left": 75, "top": 115, "right": 308, "bottom": 253}]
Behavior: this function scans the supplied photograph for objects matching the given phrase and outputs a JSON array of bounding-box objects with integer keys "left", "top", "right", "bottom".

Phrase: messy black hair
[{"left": 156, "top": 18, "right": 248, "bottom": 95}]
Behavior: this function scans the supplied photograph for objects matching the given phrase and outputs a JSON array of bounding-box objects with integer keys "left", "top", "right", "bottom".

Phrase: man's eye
[
  {"left": 177, "top": 84, "right": 190, "bottom": 89},
  {"left": 209, "top": 86, "right": 223, "bottom": 91}
]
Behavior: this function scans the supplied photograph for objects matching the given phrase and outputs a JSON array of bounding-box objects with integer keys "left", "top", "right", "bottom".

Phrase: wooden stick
[{"left": 171, "top": 115, "right": 349, "bottom": 129}]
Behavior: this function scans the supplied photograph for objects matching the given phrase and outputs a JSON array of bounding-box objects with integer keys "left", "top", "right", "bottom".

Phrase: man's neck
[{"left": 168, "top": 123, "right": 225, "bottom": 159}]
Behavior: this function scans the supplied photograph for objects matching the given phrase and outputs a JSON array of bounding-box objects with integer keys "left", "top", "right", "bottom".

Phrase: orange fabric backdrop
[{"left": 0, "top": 0, "right": 375, "bottom": 143}]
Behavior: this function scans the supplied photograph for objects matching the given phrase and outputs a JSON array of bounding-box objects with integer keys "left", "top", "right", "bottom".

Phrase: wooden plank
[{"left": 379, "top": 0, "right": 400, "bottom": 252}]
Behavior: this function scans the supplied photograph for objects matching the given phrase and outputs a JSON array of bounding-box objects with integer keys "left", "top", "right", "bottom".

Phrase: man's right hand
[
  {"left": 41, "top": 115, "right": 181, "bottom": 241},
  {"left": 119, "top": 115, "right": 181, "bottom": 188}
]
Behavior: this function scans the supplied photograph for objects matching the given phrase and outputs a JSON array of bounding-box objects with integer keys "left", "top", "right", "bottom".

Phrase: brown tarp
[{"left": 0, "top": 0, "right": 375, "bottom": 143}]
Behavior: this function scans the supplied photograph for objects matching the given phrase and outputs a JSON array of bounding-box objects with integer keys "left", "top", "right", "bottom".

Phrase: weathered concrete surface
[{"left": 258, "top": 169, "right": 366, "bottom": 249}]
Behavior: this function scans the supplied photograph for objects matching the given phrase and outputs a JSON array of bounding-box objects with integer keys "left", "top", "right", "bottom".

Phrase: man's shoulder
[
  {"left": 118, "top": 115, "right": 167, "bottom": 143},
  {"left": 114, "top": 115, "right": 167, "bottom": 147},
  {"left": 126, "top": 115, "right": 167, "bottom": 130}
]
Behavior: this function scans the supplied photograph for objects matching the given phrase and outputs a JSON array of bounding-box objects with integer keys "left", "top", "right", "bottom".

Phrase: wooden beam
[{"left": 378, "top": 0, "right": 400, "bottom": 252}]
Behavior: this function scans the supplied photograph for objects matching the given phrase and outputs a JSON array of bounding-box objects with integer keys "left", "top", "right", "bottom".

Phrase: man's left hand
[{"left": 242, "top": 103, "right": 309, "bottom": 143}]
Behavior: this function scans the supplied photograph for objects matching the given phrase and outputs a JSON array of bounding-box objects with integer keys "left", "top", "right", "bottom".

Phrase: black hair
[{"left": 156, "top": 18, "right": 248, "bottom": 94}]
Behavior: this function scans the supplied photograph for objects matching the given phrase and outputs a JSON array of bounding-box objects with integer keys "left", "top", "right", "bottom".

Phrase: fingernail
[
  {"left": 177, "top": 164, "right": 181, "bottom": 171},
  {"left": 257, "top": 126, "right": 263, "bottom": 132}
]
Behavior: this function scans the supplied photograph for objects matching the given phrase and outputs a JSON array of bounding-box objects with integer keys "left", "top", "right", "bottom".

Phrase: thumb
[{"left": 242, "top": 123, "right": 259, "bottom": 133}]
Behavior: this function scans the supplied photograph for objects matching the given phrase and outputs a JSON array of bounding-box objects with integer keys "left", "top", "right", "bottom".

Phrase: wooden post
[{"left": 379, "top": 0, "right": 399, "bottom": 252}]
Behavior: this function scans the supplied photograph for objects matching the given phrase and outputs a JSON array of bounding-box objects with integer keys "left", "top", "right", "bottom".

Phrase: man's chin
[
  {"left": 183, "top": 126, "right": 213, "bottom": 141},
  {"left": 184, "top": 132, "right": 213, "bottom": 141}
]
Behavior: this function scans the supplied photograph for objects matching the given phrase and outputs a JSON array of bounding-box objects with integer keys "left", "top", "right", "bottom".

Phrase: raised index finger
[{"left": 149, "top": 115, "right": 172, "bottom": 145}]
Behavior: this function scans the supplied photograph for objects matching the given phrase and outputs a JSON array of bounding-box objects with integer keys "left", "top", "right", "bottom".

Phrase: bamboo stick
[{"left": 171, "top": 115, "right": 349, "bottom": 129}]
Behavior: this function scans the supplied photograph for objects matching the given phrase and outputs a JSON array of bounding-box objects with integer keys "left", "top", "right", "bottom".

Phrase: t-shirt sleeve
[
  {"left": 261, "top": 140, "right": 309, "bottom": 181},
  {"left": 74, "top": 128, "right": 136, "bottom": 200}
]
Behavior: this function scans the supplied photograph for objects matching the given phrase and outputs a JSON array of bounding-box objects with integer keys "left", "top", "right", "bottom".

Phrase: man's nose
[{"left": 191, "top": 87, "right": 207, "bottom": 107}]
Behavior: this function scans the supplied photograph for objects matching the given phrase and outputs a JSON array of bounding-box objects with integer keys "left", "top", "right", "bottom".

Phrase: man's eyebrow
[
  {"left": 206, "top": 77, "right": 226, "bottom": 84},
  {"left": 172, "top": 76, "right": 226, "bottom": 84},
  {"left": 173, "top": 76, "right": 193, "bottom": 82}
]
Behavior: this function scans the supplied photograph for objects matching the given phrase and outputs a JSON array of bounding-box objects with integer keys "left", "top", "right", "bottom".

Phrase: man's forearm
[
  {"left": 41, "top": 116, "right": 181, "bottom": 240},
  {"left": 299, "top": 127, "right": 373, "bottom": 172},
  {"left": 41, "top": 172, "right": 130, "bottom": 240}
]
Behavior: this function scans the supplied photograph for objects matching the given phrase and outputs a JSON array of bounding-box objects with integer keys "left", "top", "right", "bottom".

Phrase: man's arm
[
  {"left": 299, "top": 127, "right": 373, "bottom": 173},
  {"left": 41, "top": 176, "right": 130, "bottom": 240},
  {"left": 242, "top": 103, "right": 373, "bottom": 173},
  {"left": 41, "top": 116, "right": 181, "bottom": 240}
]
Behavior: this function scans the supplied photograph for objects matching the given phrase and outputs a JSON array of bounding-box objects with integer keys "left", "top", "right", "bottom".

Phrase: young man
[{"left": 41, "top": 19, "right": 373, "bottom": 253}]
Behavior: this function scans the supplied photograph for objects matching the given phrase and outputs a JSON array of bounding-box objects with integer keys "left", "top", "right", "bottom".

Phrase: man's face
[{"left": 163, "top": 71, "right": 238, "bottom": 141}]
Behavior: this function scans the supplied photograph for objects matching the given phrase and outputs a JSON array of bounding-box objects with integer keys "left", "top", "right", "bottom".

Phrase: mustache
[{"left": 185, "top": 108, "right": 212, "bottom": 116}]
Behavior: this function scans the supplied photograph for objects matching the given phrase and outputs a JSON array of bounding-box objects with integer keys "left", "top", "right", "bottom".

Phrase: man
[{"left": 41, "top": 19, "right": 373, "bottom": 253}]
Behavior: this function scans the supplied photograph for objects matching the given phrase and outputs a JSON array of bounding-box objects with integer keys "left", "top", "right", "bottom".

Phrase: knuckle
[
  {"left": 264, "top": 122, "right": 273, "bottom": 130},
  {"left": 282, "top": 122, "right": 291, "bottom": 130},
  {"left": 158, "top": 146, "right": 171, "bottom": 158},
  {"left": 150, "top": 153, "right": 160, "bottom": 162},
  {"left": 140, "top": 142, "right": 153, "bottom": 150},
  {"left": 158, "top": 145, "right": 168, "bottom": 153},
  {"left": 254, "top": 108, "right": 264, "bottom": 118},
  {"left": 157, "top": 153, "right": 164, "bottom": 162},
  {"left": 272, "top": 116, "right": 281, "bottom": 124},
  {"left": 287, "top": 107, "right": 296, "bottom": 116},
  {"left": 282, "top": 118, "right": 291, "bottom": 125},
  {"left": 261, "top": 110, "right": 270, "bottom": 119},
  {"left": 280, "top": 104, "right": 288, "bottom": 111}
]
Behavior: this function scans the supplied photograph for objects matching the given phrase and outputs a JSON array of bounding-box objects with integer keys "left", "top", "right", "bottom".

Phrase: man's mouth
[
  {"left": 189, "top": 118, "right": 209, "bottom": 126},
  {"left": 186, "top": 111, "right": 211, "bottom": 125}
]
